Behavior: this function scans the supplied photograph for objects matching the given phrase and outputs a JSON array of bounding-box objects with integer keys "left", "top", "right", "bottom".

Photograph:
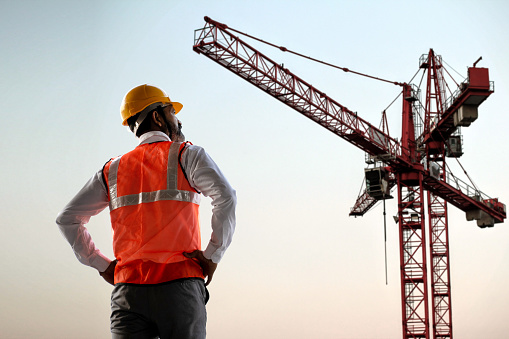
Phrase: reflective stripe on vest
[{"left": 107, "top": 142, "right": 201, "bottom": 211}]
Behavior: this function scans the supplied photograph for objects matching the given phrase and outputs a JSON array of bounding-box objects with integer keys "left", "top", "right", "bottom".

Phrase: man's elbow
[
  {"left": 55, "top": 210, "right": 78, "bottom": 230},
  {"left": 55, "top": 211, "right": 66, "bottom": 226},
  {"left": 228, "top": 188, "right": 237, "bottom": 207}
]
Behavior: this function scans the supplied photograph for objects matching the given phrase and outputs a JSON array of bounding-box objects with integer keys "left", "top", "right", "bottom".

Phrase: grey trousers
[{"left": 110, "top": 278, "right": 208, "bottom": 339}]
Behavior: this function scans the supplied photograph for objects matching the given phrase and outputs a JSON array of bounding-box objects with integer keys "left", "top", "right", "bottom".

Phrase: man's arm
[
  {"left": 56, "top": 170, "right": 113, "bottom": 274},
  {"left": 182, "top": 145, "right": 237, "bottom": 266}
]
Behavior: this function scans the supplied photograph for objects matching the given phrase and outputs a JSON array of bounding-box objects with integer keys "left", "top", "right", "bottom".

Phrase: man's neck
[{"left": 138, "top": 131, "right": 170, "bottom": 145}]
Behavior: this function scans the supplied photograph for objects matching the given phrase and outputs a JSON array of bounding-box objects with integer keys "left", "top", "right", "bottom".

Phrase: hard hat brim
[{"left": 172, "top": 102, "right": 183, "bottom": 115}]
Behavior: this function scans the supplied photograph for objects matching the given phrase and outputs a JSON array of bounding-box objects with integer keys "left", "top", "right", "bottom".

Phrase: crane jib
[{"left": 193, "top": 21, "right": 403, "bottom": 165}]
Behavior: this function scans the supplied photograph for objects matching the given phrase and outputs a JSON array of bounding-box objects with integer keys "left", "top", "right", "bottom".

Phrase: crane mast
[
  {"left": 193, "top": 17, "right": 506, "bottom": 339},
  {"left": 422, "top": 50, "right": 452, "bottom": 338}
]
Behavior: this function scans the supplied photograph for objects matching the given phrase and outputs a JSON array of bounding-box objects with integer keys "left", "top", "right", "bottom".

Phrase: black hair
[
  {"left": 127, "top": 105, "right": 171, "bottom": 138},
  {"left": 127, "top": 112, "right": 149, "bottom": 137}
]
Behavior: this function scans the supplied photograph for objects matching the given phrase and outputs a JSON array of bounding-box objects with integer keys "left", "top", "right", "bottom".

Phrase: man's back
[{"left": 105, "top": 140, "right": 203, "bottom": 284}]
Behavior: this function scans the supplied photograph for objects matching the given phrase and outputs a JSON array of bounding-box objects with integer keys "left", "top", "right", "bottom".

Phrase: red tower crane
[{"left": 193, "top": 17, "right": 506, "bottom": 339}]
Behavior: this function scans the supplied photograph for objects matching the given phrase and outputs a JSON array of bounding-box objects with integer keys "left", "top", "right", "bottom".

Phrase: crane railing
[
  {"left": 423, "top": 163, "right": 505, "bottom": 223},
  {"left": 193, "top": 18, "right": 409, "bottom": 169},
  {"left": 444, "top": 167, "right": 484, "bottom": 200},
  {"left": 444, "top": 79, "right": 494, "bottom": 112}
]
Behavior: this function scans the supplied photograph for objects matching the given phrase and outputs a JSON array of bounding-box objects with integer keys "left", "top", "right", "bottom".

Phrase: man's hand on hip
[
  {"left": 183, "top": 250, "right": 217, "bottom": 286},
  {"left": 99, "top": 260, "right": 117, "bottom": 285}
]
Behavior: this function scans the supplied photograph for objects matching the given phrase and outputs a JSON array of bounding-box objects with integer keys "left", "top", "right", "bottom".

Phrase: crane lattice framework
[{"left": 193, "top": 17, "right": 506, "bottom": 339}]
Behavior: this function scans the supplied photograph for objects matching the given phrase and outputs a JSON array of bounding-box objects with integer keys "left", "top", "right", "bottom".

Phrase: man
[{"left": 56, "top": 84, "right": 236, "bottom": 339}]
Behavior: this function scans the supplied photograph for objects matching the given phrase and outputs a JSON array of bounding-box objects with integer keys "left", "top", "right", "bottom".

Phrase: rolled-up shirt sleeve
[
  {"left": 183, "top": 145, "right": 237, "bottom": 263},
  {"left": 56, "top": 170, "right": 112, "bottom": 272}
]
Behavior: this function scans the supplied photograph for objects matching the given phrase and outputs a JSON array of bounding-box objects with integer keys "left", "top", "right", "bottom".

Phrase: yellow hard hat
[{"left": 120, "top": 84, "right": 183, "bottom": 126}]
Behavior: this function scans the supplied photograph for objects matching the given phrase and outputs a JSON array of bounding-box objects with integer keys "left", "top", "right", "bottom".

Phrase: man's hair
[
  {"left": 127, "top": 111, "right": 151, "bottom": 137},
  {"left": 127, "top": 105, "right": 166, "bottom": 137}
]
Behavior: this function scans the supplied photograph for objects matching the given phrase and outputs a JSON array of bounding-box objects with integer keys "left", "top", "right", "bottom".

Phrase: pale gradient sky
[{"left": 1, "top": 0, "right": 509, "bottom": 338}]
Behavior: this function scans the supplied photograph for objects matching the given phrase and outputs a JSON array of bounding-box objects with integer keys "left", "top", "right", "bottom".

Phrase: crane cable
[
  {"left": 382, "top": 67, "right": 424, "bottom": 125},
  {"left": 383, "top": 198, "right": 388, "bottom": 285},
  {"left": 221, "top": 23, "right": 405, "bottom": 87}
]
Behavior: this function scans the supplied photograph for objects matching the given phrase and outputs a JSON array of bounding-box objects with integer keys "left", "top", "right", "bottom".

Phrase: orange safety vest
[{"left": 103, "top": 141, "right": 204, "bottom": 284}]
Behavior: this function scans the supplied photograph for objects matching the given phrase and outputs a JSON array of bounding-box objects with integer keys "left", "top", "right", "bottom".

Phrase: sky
[{"left": 1, "top": 0, "right": 509, "bottom": 338}]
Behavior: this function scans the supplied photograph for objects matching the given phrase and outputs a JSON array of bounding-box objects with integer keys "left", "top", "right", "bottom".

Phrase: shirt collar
[{"left": 138, "top": 131, "right": 170, "bottom": 145}]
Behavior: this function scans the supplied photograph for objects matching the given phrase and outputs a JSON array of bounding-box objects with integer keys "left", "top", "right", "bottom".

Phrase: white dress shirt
[{"left": 56, "top": 131, "right": 236, "bottom": 272}]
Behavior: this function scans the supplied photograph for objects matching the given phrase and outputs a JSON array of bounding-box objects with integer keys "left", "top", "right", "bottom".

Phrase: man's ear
[{"left": 152, "top": 110, "right": 164, "bottom": 128}]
